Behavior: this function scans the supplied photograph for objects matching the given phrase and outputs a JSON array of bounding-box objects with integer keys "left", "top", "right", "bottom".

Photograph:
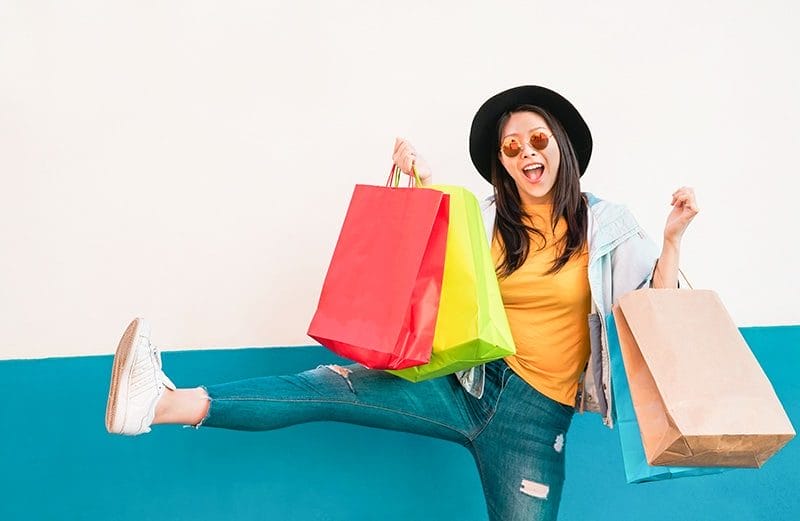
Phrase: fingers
[
  {"left": 670, "top": 186, "right": 700, "bottom": 214},
  {"left": 391, "top": 137, "right": 434, "bottom": 185},
  {"left": 392, "top": 137, "right": 417, "bottom": 175}
]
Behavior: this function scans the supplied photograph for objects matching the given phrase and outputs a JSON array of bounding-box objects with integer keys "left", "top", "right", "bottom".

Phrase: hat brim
[{"left": 469, "top": 85, "right": 593, "bottom": 183}]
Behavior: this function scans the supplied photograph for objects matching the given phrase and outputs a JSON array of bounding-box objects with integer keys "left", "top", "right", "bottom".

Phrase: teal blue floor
[{"left": 1, "top": 326, "right": 797, "bottom": 520}]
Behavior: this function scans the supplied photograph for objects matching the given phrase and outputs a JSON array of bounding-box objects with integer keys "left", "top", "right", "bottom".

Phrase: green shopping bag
[{"left": 387, "top": 184, "right": 515, "bottom": 382}]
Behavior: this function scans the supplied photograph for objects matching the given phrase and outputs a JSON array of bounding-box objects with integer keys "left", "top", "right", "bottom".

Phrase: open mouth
[{"left": 522, "top": 163, "right": 544, "bottom": 182}]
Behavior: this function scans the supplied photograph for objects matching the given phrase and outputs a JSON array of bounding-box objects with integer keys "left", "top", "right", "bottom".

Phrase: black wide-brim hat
[{"left": 469, "top": 85, "right": 593, "bottom": 183}]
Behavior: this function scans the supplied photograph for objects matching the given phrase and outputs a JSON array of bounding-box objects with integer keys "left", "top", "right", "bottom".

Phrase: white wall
[{"left": 2, "top": 1, "right": 798, "bottom": 360}]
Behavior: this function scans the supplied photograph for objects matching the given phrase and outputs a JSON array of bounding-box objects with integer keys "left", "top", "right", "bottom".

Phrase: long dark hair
[{"left": 491, "top": 105, "right": 588, "bottom": 279}]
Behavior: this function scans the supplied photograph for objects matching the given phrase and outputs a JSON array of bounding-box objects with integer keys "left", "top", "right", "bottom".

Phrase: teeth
[{"left": 523, "top": 165, "right": 543, "bottom": 172}]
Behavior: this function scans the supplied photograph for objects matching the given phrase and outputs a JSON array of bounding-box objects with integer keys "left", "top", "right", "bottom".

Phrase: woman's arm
[{"left": 651, "top": 187, "right": 700, "bottom": 289}]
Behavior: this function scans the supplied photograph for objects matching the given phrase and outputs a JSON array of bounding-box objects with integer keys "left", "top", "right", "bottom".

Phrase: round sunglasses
[{"left": 499, "top": 129, "right": 553, "bottom": 158}]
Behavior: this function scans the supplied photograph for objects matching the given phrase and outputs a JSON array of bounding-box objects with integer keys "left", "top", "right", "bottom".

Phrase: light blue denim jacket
[{"left": 454, "top": 192, "right": 660, "bottom": 428}]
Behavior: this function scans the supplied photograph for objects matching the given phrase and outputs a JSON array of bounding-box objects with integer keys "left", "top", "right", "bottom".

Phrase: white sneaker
[{"left": 105, "top": 318, "right": 176, "bottom": 435}]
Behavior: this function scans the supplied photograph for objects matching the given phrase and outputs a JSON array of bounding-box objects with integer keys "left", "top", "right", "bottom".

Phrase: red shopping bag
[{"left": 307, "top": 167, "right": 449, "bottom": 369}]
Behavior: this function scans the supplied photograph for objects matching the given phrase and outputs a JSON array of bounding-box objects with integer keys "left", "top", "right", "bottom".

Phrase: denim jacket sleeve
[
  {"left": 611, "top": 226, "right": 661, "bottom": 302},
  {"left": 581, "top": 197, "right": 660, "bottom": 425}
]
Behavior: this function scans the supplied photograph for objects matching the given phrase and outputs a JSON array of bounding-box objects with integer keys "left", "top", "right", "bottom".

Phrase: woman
[{"left": 105, "top": 85, "right": 698, "bottom": 520}]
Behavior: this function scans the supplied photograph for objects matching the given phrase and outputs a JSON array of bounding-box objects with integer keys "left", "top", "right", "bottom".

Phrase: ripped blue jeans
[{"left": 202, "top": 359, "right": 574, "bottom": 521}]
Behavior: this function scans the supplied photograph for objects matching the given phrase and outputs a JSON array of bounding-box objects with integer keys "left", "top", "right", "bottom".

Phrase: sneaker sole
[{"left": 105, "top": 318, "right": 148, "bottom": 433}]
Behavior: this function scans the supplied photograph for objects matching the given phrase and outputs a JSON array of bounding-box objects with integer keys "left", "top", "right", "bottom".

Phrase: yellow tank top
[{"left": 492, "top": 204, "right": 591, "bottom": 406}]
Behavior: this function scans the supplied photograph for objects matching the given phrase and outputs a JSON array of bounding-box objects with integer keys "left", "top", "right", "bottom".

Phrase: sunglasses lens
[
  {"left": 531, "top": 131, "right": 549, "bottom": 150},
  {"left": 502, "top": 138, "right": 522, "bottom": 157}
]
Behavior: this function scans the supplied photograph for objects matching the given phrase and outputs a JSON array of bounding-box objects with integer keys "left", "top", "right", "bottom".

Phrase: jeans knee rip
[
  {"left": 318, "top": 364, "right": 356, "bottom": 394},
  {"left": 519, "top": 479, "right": 549, "bottom": 500},
  {"left": 554, "top": 433, "right": 565, "bottom": 453}
]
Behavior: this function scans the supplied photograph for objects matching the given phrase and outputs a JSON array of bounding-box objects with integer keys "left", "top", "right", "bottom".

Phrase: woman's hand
[
  {"left": 652, "top": 186, "right": 699, "bottom": 288},
  {"left": 392, "top": 137, "right": 433, "bottom": 186},
  {"left": 663, "top": 186, "right": 700, "bottom": 247}
]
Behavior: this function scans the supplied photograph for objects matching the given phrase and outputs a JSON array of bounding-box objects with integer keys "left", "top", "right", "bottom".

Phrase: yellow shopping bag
[{"left": 387, "top": 184, "right": 515, "bottom": 382}]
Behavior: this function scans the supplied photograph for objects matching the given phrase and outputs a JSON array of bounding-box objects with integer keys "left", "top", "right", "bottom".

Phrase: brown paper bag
[{"left": 613, "top": 289, "right": 795, "bottom": 467}]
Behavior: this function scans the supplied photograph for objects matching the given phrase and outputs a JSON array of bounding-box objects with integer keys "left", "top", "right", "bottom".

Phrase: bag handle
[
  {"left": 679, "top": 269, "right": 694, "bottom": 289},
  {"left": 386, "top": 164, "right": 423, "bottom": 188}
]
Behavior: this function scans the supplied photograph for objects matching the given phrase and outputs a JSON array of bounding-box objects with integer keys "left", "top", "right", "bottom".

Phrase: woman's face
[{"left": 498, "top": 111, "right": 561, "bottom": 205}]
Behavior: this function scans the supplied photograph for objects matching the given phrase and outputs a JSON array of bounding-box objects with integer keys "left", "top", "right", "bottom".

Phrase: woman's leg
[
  {"left": 153, "top": 387, "right": 209, "bottom": 425},
  {"left": 107, "top": 318, "right": 482, "bottom": 445},
  {"left": 195, "top": 362, "right": 476, "bottom": 444},
  {"left": 468, "top": 362, "right": 575, "bottom": 521}
]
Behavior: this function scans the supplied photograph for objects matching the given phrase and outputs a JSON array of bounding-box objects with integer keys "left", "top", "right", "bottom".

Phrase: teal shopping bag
[{"left": 606, "top": 314, "right": 729, "bottom": 483}]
